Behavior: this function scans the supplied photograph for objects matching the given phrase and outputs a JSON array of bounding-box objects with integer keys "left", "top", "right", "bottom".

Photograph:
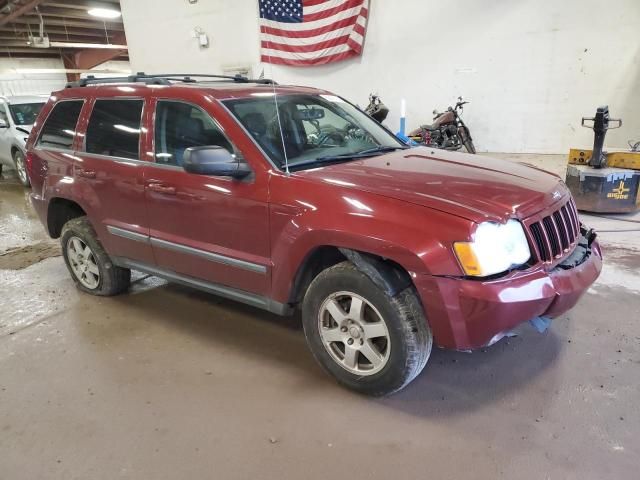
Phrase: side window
[
  {"left": 0, "top": 104, "right": 8, "bottom": 124},
  {"left": 154, "top": 100, "right": 233, "bottom": 167},
  {"left": 86, "top": 99, "right": 143, "bottom": 159},
  {"left": 36, "top": 100, "right": 83, "bottom": 150}
]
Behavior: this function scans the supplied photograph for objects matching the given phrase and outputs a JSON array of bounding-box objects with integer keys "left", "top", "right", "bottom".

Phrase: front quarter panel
[{"left": 268, "top": 171, "right": 472, "bottom": 303}]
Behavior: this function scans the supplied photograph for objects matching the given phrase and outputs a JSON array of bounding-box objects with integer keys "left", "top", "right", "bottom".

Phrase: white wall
[
  {"left": 0, "top": 57, "right": 67, "bottom": 96},
  {"left": 120, "top": 0, "right": 640, "bottom": 153}
]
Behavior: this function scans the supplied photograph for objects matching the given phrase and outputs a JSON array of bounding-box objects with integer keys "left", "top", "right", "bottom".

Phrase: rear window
[
  {"left": 86, "top": 99, "right": 144, "bottom": 159},
  {"left": 36, "top": 100, "right": 84, "bottom": 150}
]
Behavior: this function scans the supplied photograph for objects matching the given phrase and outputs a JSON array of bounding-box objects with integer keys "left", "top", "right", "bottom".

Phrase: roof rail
[{"left": 65, "top": 72, "right": 277, "bottom": 88}]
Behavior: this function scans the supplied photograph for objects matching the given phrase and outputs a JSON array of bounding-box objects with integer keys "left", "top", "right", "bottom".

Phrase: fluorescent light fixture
[
  {"left": 50, "top": 41, "right": 127, "bottom": 49},
  {"left": 87, "top": 7, "right": 121, "bottom": 19}
]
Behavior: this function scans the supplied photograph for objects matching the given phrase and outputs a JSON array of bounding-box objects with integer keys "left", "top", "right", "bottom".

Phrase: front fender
[{"left": 268, "top": 175, "right": 472, "bottom": 303}]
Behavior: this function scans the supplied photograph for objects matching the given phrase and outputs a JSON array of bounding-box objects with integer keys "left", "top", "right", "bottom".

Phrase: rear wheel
[
  {"left": 13, "top": 150, "right": 30, "bottom": 187},
  {"left": 61, "top": 216, "right": 131, "bottom": 296},
  {"left": 302, "top": 261, "right": 432, "bottom": 396}
]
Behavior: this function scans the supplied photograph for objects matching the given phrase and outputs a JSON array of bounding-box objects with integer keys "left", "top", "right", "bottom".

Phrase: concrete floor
[{"left": 1, "top": 155, "right": 639, "bottom": 479}]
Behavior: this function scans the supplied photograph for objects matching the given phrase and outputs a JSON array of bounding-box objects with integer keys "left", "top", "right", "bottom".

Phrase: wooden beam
[
  {"left": 0, "top": 25, "right": 112, "bottom": 37},
  {"left": 0, "top": 0, "right": 46, "bottom": 26},
  {"left": 8, "top": 17, "right": 125, "bottom": 30},
  {"left": 24, "top": 6, "right": 123, "bottom": 22}
]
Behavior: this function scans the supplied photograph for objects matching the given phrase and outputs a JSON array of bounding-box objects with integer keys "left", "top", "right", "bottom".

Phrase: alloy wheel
[
  {"left": 14, "top": 151, "right": 28, "bottom": 184},
  {"left": 67, "top": 236, "right": 100, "bottom": 289},
  {"left": 318, "top": 291, "right": 391, "bottom": 376}
]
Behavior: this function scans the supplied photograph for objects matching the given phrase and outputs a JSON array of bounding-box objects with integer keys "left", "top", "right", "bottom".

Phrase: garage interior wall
[
  {"left": 0, "top": 58, "right": 67, "bottom": 97},
  {"left": 0, "top": 58, "right": 132, "bottom": 97},
  {"left": 121, "top": 0, "right": 640, "bottom": 153}
]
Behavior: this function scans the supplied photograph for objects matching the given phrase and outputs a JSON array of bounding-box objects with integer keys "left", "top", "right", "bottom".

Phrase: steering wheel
[{"left": 317, "top": 130, "right": 346, "bottom": 147}]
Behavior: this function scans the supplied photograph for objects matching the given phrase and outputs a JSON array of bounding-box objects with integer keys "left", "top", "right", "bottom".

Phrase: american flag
[{"left": 258, "top": 0, "right": 369, "bottom": 66}]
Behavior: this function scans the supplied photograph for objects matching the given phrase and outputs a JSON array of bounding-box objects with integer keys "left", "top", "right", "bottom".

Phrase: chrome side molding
[{"left": 106, "top": 225, "right": 267, "bottom": 274}]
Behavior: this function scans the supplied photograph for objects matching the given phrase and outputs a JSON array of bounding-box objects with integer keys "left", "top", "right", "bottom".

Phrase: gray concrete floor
[{"left": 1, "top": 156, "right": 639, "bottom": 480}]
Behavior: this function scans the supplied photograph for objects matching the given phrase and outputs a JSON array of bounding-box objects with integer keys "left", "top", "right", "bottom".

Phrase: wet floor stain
[{"left": 0, "top": 242, "right": 61, "bottom": 270}]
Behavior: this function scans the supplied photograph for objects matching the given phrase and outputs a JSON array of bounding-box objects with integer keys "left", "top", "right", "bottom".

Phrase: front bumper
[{"left": 415, "top": 232, "right": 602, "bottom": 350}]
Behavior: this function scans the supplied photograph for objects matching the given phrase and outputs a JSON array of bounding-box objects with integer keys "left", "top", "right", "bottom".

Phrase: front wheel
[
  {"left": 13, "top": 150, "right": 30, "bottom": 187},
  {"left": 459, "top": 127, "right": 476, "bottom": 154},
  {"left": 302, "top": 261, "right": 432, "bottom": 396}
]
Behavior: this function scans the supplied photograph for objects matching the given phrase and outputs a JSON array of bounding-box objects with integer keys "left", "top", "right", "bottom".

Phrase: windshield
[
  {"left": 9, "top": 102, "right": 45, "bottom": 126},
  {"left": 224, "top": 94, "right": 404, "bottom": 171}
]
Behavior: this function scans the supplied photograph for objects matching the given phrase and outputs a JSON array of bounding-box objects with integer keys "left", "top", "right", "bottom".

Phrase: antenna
[{"left": 266, "top": 56, "right": 289, "bottom": 175}]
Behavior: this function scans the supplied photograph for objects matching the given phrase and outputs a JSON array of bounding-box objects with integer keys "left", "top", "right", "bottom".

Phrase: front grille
[{"left": 528, "top": 199, "right": 580, "bottom": 263}]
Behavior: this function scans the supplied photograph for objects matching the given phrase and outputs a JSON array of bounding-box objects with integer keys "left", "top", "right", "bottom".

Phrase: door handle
[
  {"left": 147, "top": 183, "right": 176, "bottom": 195},
  {"left": 77, "top": 169, "right": 96, "bottom": 179}
]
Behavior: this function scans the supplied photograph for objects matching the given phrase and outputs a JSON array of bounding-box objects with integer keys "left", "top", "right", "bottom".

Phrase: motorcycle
[
  {"left": 408, "top": 96, "right": 476, "bottom": 154},
  {"left": 364, "top": 93, "right": 389, "bottom": 123}
]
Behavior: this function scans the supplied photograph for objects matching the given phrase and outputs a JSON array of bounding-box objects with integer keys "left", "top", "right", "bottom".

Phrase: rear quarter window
[
  {"left": 85, "top": 99, "right": 144, "bottom": 160},
  {"left": 36, "top": 100, "right": 84, "bottom": 150}
]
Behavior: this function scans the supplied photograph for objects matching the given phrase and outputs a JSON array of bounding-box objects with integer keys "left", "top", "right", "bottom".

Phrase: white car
[{"left": 0, "top": 95, "right": 48, "bottom": 186}]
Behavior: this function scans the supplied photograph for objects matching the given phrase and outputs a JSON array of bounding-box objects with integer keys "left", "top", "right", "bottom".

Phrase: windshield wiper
[{"left": 288, "top": 145, "right": 408, "bottom": 171}]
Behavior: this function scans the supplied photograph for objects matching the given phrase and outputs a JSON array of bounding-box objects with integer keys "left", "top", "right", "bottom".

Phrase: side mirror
[
  {"left": 182, "top": 146, "right": 251, "bottom": 179},
  {"left": 0, "top": 118, "right": 8, "bottom": 128}
]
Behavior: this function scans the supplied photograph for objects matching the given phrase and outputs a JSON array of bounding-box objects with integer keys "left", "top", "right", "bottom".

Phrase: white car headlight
[{"left": 453, "top": 220, "right": 531, "bottom": 277}]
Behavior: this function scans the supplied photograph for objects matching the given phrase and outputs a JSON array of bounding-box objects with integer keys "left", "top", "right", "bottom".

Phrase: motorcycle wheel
[
  {"left": 464, "top": 138, "right": 476, "bottom": 154},
  {"left": 457, "top": 126, "right": 476, "bottom": 154}
]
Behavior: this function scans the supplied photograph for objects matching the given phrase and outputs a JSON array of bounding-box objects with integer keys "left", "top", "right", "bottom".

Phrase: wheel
[
  {"left": 464, "top": 138, "right": 476, "bottom": 154},
  {"left": 302, "top": 261, "right": 432, "bottom": 396},
  {"left": 61, "top": 216, "right": 131, "bottom": 296},
  {"left": 462, "top": 128, "right": 476, "bottom": 154},
  {"left": 12, "top": 150, "right": 30, "bottom": 187}
]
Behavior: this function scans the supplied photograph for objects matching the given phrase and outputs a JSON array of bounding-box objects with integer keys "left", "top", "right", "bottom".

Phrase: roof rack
[{"left": 65, "top": 72, "right": 277, "bottom": 88}]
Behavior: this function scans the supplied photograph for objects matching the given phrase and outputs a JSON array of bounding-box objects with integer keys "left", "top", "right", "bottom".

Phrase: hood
[{"left": 295, "top": 147, "right": 567, "bottom": 223}]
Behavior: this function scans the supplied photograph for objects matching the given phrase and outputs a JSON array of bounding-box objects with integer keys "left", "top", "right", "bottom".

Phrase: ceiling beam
[
  {"left": 0, "top": 25, "right": 114, "bottom": 37},
  {"left": 24, "top": 6, "right": 123, "bottom": 22},
  {"left": 8, "top": 17, "right": 125, "bottom": 30},
  {"left": 0, "top": 0, "right": 46, "bottom": 26}
]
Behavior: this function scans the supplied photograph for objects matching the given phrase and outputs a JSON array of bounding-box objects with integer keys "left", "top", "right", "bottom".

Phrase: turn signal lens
[{"left": 453, "top": 242, "right": 482, "bottom": 276}]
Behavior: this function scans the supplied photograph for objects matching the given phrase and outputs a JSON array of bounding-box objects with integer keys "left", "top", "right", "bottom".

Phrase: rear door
[
  {"left": 73, "top": 95, "right": 154, "bottom": 264},
  {"left": 142, "top": 97, "right": 271, "bottom": 296}
]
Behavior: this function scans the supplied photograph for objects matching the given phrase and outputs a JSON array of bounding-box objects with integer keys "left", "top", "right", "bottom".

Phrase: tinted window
[
  {"left": 224, "top": 94, "right": 402, "bottom": 171},
  {"left": 86, "top": 99, "right": 143, "bottom": 159},
  {"left": 154, "top": 101, "right": 233, "bottom": 167},
  {"left": 10, "top": 102, "right": 45, "bottom": 126},
  {"left": 36, "top": 100, "right": 83, "bottom": 150}
]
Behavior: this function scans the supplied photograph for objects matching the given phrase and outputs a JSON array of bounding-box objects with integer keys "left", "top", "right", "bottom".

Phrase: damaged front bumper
[{"left": 414, "top": 227, "right": 603, "bottom": 350}]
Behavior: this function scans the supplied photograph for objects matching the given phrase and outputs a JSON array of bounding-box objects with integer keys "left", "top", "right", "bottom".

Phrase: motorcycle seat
[{"left": 419, "top": 124, "right": 438, "bottom": 131}]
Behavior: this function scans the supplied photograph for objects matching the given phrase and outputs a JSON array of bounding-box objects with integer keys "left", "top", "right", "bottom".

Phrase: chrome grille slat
[{"left": 527, "top": 198, "right": 581, "bottom": 264}]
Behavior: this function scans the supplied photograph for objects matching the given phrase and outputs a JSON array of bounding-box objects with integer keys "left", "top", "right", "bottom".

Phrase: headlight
[{"left": 453, "top": 220, "right": 531, "bottom": 277}]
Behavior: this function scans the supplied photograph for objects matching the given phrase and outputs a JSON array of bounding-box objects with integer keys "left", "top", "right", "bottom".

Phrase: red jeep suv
[{"left": 26, "top": 74, "right": 602, "bottom": 395}]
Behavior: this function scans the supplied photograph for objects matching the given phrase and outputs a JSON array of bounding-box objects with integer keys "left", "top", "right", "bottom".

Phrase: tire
[
  {"left": 12, "top": 149, "right": 30, "bottom": 187},
  {"left": 60, "top": 216, "right": 131, "bottom": 296},
  {"left": 302, "top": 261, "right": 432, "bottom": 396},
  {"left": 462, "top": 128, "right": 476, "bottom": 154}
]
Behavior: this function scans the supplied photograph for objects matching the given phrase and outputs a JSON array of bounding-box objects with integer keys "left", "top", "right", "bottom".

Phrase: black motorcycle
[{"left": 409, "top": 97, "right": 476, "bottom": 154}]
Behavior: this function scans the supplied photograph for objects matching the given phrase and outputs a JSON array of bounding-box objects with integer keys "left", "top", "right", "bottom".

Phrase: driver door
[{"left": 142, "top": 98, "right": 271, "bottom": 296}]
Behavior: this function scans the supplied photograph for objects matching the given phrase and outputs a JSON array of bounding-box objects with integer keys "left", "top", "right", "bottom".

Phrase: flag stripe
[
  {"left": 260, "top": 5, "right": 364, "bottom": 32},
  {"left": 260, "top": 12, "right": 365, "bottom": 39},
  {"left": 259, "top": 0, "right": 368, "bottom": 67},
  {"left": 261, "top": 49, "right": 359, "bottom": 66},
  {"left": 303, "top": 0, "right": 364, "bottom": 22}
]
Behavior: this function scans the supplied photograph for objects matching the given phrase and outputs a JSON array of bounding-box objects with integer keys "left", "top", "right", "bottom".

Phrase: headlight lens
[{"left": 454, "top": 220, "right": 531, "bottom": 277}]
